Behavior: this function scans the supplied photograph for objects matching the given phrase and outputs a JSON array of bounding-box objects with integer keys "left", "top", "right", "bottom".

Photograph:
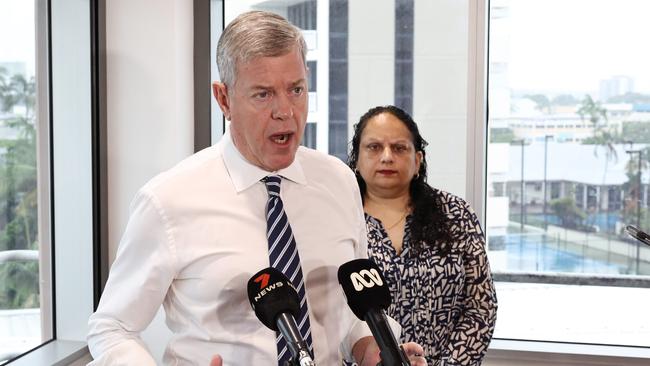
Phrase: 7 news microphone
[
  {"left": 338, "top": 259, "right": 410, "bottom": 366},
  {"left": 247, "top": 267, "right": 316, "bottom": 366}
]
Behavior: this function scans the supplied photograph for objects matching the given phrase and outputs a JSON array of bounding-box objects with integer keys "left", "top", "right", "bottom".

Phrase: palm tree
[
  {"left": 0, "top": 70, "right": 39, "bottom": 309},
  {"left": 578, "top": 95, "right": 621, "bottom": 232}
]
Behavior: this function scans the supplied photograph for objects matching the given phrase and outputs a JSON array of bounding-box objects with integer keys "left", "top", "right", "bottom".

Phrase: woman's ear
[{"left": 415, "top": 150, "right": 423, "bottom": 173}]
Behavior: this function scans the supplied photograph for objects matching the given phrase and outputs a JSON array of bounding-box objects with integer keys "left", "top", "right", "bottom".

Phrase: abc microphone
[
  {"left": 247, "top": 267, "right": 315, "bottom": 366},
  {"left": 338, "top": 259, "right": 410, "bottom": 366}
]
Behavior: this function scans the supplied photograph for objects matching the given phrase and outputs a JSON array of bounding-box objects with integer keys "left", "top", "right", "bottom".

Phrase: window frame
[
  {"left": 478, "top": 0, "right": 650, "bottom": 361},
  {"left": 4, "top": 0, "right": 106, "bottom": 363}
]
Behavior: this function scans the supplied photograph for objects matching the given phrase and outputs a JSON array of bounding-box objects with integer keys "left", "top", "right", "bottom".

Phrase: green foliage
[
  {"left": 621, "top": 147, "right": 650, "bottom": 228},
  {"left": 490, "top": 127, "right": 515, "bottom": 143},
  {"left": 577, "top": 95, "right": 608, "bottom": 125},
  {"left": 0, "top": 69, "right": 39, "bottom": 309},
  {"left": 524, "top": 94, "right": 551, "bottom": 113},
  {"left": 578, "top": 95, "right": 620, "bottom": 164},
  {"left": 0, "top": 261, "right": 39, "bottom": 309},
  {"left": 551, "top": 94, "right": 578, "bottom": 106},
  {"left": 621, "top": 121, "right": 650, "bottom": 144},
  {"left": 550, "top": 198, "right": 586, "bottom": 228},
  {"left": 606, "top": 92, "right": 650, "bottom": 104}
]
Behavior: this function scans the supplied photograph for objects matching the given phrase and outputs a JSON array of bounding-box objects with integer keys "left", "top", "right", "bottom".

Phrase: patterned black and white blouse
[{"left": 366, "top": 189, "right": 497, "bottom": 366}]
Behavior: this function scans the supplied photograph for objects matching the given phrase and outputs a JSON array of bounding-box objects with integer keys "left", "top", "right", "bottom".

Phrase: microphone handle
[
  {"left": 364, "top": 310, "right": 410, "bottom": 366},
  {"left": 276, "top": 313, "right": 316, "bottom": 366}
]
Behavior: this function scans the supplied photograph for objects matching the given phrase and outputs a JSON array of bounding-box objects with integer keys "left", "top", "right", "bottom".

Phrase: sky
[
  {"left": 2, "top": 0, "right": 649, "bottom": 95},
  {"left": 503, "top": 0, "right": 650, "bottom": 95},
  {"left": 0, "top": 1, "right": 35, "bottom": 77}
]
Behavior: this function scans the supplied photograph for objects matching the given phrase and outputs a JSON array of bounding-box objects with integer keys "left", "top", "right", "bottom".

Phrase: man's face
[{"left": 213, "top": 48, "right": 308, "bottom": 171}]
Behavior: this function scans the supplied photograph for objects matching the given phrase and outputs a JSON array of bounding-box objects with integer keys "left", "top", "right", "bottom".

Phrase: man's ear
[{"left": 212, "top": 82, "right": 231, "bottom": 121}]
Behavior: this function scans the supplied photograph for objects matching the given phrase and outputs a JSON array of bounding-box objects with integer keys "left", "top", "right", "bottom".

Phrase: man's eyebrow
[{"left": 289, "top": 78, "right": 307, "bottom": 87}]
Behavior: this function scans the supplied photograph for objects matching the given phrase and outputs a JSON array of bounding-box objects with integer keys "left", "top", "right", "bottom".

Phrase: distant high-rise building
[{"left": 599, "top": 75, "right": 634, "bottom": 102}]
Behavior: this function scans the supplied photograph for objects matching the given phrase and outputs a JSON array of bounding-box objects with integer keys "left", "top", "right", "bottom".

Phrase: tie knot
[{"left": 263, "top": 175, "right": 282, "bottom": 196}]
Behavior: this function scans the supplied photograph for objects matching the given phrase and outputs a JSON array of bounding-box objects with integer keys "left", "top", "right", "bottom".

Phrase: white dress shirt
[{"left": 87, "top": 130, "right": 369, "bottom": 365}]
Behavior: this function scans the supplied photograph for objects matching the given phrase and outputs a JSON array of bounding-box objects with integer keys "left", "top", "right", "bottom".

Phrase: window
[
  {"left": 486, "top": 0, "right": 650, "bottom": 349},
  {"left": 0, "top": 1, "right": 49, "bottom": 361},
  {"left": 1, "top": 0, "right": 99, "bottom": 364},
  {"left": 217, "top": 0, "right": 472, "bottom": 200}
]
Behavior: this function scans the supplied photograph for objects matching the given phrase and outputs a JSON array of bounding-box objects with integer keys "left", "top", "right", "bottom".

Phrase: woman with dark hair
[{"left": 348, "top": 105, "right": 497, "bottom": 365}]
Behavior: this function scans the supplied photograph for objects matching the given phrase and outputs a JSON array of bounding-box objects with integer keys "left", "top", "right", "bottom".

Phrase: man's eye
[
  {"left": 367, "top": 144, "right": 380, "bottom": 151},
  {"left": 254, "top": 91, "right": 270, "bottom": 99},
  {"left": 292, "top": 86, "right": 304, "bottom": 95},
  {"left": 394, "top": 145, "right": 408, "bottom": 153}
]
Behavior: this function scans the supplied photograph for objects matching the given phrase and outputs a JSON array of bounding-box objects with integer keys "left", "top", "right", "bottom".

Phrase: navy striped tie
[{"left": 263, "top": 175, "right": 314, "bottom": 364}]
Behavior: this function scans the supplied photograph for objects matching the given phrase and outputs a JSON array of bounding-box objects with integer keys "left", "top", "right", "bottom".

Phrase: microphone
[
  {"left": 625, "top": 224, "right": 650, "bottom": 247},
  {"left": 247, "top": 267, "right": 315, "bottom": 366},
  {"left": 338, "top": 259, "right": 410, "bottom": 366}
]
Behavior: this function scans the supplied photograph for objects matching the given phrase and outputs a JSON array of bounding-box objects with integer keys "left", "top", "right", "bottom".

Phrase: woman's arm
[{"left": 444, "top": 202, "right": 498, "bottom": 365}]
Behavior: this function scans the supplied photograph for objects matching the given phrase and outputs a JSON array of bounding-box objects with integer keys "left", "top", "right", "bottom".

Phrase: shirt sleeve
[
  {"left": 339, "top": 167, "right": 374, "bottom": 363},
  {"left": 87, "top": 189, "right": 178, "bottom": 365},
  {"left": 444, "top": 202, "right": 498, "bottom": 366}
]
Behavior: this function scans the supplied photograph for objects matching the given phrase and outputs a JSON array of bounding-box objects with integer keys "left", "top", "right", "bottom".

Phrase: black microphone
[
  {"left": 625, "top": 224, "right": 650, "bottom": 247},
  {"left": 338, "top": 259, "right": 410, "bottom": 366},
  {"left": 247, "top": 267, "right": 315, "bottom": 366}
]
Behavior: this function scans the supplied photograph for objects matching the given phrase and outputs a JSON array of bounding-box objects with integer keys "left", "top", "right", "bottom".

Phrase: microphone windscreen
[
  {"left": 337, "top": 259, "right": 391, "bottom": 320},
  {"left": 247, "top": 267, "right": 300, "bottom": 331}
]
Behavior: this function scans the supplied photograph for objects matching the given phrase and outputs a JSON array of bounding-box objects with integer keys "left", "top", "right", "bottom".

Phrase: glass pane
[
  {"left": 0, "top": 0, "right": 43, "bottom": 362},
  {"left": 486, "top": 0, "right": 650, "bottom": 346},
  {"left": 220, "top": 0, "right": 471, "bottom": 199}
]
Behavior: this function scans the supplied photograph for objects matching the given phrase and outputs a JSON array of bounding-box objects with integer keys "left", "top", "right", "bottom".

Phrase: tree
[
  {"left": 579, "top": 95, "right": 620, "bottom": 193},
  {"left": 621, "top": 146, "right": 650, "bottom": 230},
  {"left": 607, "top": 92, "right": 650, "bottom": 104},
  {"left": 490, "top": 127, "right": 515, "bottom": 143},
  {"left": 550, "top": 198, "right": 586, "bottom": 229},
  {"left": 551, "top": 94, "right": 578, "bottom": 106},
  {"left": 0, "top": 70, "right": 39, "bottom": 309},
  {"left": 524, "top": 94, "right": 551, "bottom": 114},
  {"left": 622, "top": 121, "right": 650, "bottom": 144}
]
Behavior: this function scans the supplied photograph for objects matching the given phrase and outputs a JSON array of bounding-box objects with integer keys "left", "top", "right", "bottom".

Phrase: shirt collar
[{"left": 222, "top": 127, "right": 307, "bottom": 193}]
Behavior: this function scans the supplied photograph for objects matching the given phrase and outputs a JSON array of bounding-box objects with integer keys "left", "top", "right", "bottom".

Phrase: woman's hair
[
  {"left": 348, "top": 105, "right": 454, "bottom": 254},
  {"left": 216, "top": 10, "right": 307, "bottom": 87}
]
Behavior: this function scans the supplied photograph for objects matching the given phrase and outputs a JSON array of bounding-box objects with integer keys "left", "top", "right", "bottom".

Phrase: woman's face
[{"left": 356, "top": 112, "right": 422, "bottom": 197}]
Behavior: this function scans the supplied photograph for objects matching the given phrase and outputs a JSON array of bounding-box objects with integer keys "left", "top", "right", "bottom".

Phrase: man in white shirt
[{"left": 88, "top": 10, "right": 425, "bottom": 366}]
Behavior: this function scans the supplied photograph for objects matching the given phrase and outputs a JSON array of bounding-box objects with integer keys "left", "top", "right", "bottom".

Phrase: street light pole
[
  {"left": 625, "top": 146, "right": 643, "bottom": 274},
  {"left": 543, "top": 135, "right": 552, "bottom": 231},
  {"left": 521, "top": 139, "right": 525, "bottom": 231},
  {"left": 512, "top": 139, "right": 526, "bottom": 232}
]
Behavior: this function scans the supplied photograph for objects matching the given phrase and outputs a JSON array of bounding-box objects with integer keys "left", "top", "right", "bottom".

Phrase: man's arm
[{"left": 87, "top": 189, "right": 177, "bottom": 365}]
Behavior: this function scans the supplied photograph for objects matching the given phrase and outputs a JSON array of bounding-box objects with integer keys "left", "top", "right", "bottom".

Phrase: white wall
[
  {"left": 106, "top": 0, "right": 194, "bottom": 262},
  {"left": 105, "top": 0, "right": 194, "bottom": 361}
]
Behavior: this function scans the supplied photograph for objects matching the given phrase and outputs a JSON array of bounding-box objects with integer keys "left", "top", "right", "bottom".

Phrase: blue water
[
  {"left": 523, "top": 213, "right": 622, "bottom": 233},
  {"left": 503, "top": 234, "right": 628, "bottom": 274}
]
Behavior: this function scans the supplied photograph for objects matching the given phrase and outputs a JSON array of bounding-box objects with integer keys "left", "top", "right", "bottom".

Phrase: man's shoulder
[
  {"left": 142, "top": 144, "right": 225, "bottom": 195},
  {"left": 295, "top": 146, "right": 359, "bottom": 196},
  {"left": 296, "top": 146, "right": 350, "bottom": 174}
]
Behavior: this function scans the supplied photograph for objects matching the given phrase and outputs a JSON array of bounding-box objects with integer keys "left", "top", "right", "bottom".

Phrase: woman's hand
[
  {"left": 402, "top": 341, "right": 427, "bottom": 365},
  {"left": 209, "top": 355, "right": 222, "bottom": 366},
  {"left": 353, "top": 337, "right": 427, "bottom": 366}
]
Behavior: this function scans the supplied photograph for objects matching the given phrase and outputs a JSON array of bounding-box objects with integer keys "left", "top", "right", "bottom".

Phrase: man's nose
[{"left": 271, "top": 93, "right": 293, "bottom": 120}]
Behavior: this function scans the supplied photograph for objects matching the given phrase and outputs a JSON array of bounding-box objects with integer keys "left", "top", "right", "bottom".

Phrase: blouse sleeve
[{"left": 444, "top": 201, "right": 498, "bottom": 365}]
